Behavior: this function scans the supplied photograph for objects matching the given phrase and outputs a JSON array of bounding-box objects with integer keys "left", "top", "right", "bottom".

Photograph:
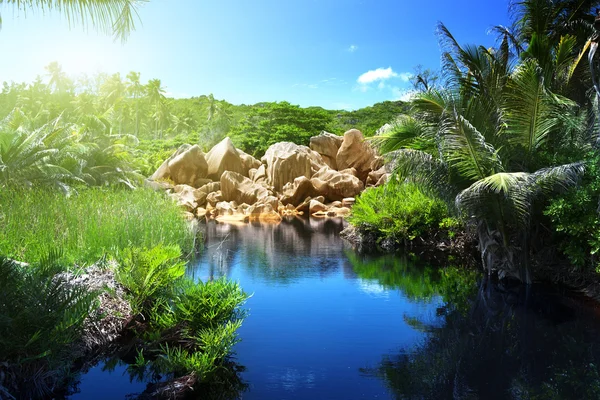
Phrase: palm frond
[{"left": 1, "top": 0, "right": 146, "bottom": 41}]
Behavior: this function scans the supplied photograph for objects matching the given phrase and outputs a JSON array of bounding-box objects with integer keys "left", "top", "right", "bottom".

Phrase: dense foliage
[
  {"left": 0, "top": 254, "right": 99, "bottom": 398},
  {"left": 0, "top": 69, "right": 405, "bottom": 179},
  {"left": 359, "top": 0, "right": 600, "bottom": 282}
]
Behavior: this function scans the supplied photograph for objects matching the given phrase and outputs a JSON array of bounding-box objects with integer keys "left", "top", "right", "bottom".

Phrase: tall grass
[{"left": 0, "top": 187, "right": 194, "bottom": 264}]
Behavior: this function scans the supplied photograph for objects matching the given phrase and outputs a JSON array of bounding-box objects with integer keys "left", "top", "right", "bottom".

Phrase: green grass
[{"left": 0, "top": 187, "right": 195, "bottom": 264}]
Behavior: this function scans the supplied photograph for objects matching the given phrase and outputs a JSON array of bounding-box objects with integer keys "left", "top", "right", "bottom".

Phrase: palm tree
[
  {"left": 0, "top": 0, "right": 145, "bottom": 41},
  {"left": 126, "top": 71, "right": 144, "bottom": 135},
  {"left": 374, "top": 20, "right": 590, "bottom": 283},
  {"left": 145, "top": 79, "right": 168, "bottom": 138}
]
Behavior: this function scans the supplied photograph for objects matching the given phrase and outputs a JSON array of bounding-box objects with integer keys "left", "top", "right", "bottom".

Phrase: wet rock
[
  {"left": 206, "top": 190, "right": 223, "bottom": 206},
  {"left": 309, "top": 199, "right": 327, "bottom": 214},
  {"left": 246, "top": 202, "right": 282, "bottom": 223}
]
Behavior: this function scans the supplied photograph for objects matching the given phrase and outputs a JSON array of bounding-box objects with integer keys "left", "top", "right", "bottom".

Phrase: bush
[
  {"left": 348, "top": 180, "right": 460, "bottom": 244},
  {"left": 0, "top": 187, "right": 195, "bottom": 264}
]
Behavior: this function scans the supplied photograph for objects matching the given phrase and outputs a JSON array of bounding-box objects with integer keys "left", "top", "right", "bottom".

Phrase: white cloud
[
  {"left": 348, "top": 45, "right": 358, "bottom": 53},
  {"left": 357, "top": 67, "right": 398, "bottom": 84},
  {"left": 377, "top": 81, "right": 386, "bottom": 90},
  {"left": 399, "top": 72, "right": 413, "bottom": 82}
]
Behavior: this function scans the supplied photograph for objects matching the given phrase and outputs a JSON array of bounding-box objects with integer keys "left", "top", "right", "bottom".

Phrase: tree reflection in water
[{"left": 352, "top": 253, "right": 600, "bottom": 399}]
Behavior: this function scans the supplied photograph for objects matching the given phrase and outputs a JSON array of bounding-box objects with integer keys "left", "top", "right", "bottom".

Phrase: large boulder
[
  {"left": 280, "top": 176, "right": 317, "bottom": 206},
  {"left": 336, "top": 129, "right": 377, "bottom": 182},
  {"left": 310, "top": 131, "right": 343, "bottom": 170},
  {"left": 205, "top": 137, "right": 245, "bottom": 181},
  {"left": 150, "top": 144, "right": 190, "bottom": 182},
  {"left": 167, "top": 145, "right": 208, "bottom": 187},
  {"left": 220, "top": 171, "right": 269, "bottom": 205},
  {"left": 170, "top": 184, "right": 197, "bottom": 212},
  {"left": 311, "top": 167, "right": 364, "bottom": 201},
  {"left": 261, "top": 142, "right": 312, "bottom": 192},
  {"left": 237, "top": 149, "right": 262, "bottom": 176}
]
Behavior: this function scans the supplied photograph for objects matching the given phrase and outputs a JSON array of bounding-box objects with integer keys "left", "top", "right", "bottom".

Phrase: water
[{"left": 70, "top": 217, "right": 600, "bottom": 399}]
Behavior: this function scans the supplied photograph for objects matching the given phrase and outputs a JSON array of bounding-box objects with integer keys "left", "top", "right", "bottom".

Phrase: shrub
[
  {"left": 544, "top": 153, "right": 600, "bottom": 271},
  {"left": 115, "top": 245, "right": 249, "bottom": 390},
  {"left": 0, "top": 187, "right": 195, "bottom": 264},
  {"left": 348, "top": 180, "right": 460, "bottom": 244}
]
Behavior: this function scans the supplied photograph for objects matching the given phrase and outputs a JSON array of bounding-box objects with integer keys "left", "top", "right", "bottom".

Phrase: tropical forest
[{"left": 2, "top": 0, "right": 600, "bottom": 399}]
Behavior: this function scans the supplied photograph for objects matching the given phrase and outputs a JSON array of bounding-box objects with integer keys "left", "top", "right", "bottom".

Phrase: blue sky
[{"left": 0, "top": 0, "right": 510, "bottom": 110}]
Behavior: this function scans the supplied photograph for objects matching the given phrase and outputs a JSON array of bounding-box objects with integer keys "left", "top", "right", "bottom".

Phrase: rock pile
[{"left": 147, "top": 130, "right": 389, "bottom": 223}]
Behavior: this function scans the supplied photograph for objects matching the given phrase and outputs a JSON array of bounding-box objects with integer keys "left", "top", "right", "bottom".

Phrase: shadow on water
[{"left": 360, "top": 272, "right": 600, "bottom": 400}]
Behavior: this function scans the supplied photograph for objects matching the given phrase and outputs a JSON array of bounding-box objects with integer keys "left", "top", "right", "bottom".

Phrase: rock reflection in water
[{"left": 191, "top": 216, "right": 352, "bottom": 283}]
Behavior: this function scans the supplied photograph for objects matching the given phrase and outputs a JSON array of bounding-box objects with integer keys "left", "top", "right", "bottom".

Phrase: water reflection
[
  {"left": 363, "top": 278, "right": 600, "bottom": 399},
  {"left": 191, "top": 216, "right": 351, "bottom": 283}
]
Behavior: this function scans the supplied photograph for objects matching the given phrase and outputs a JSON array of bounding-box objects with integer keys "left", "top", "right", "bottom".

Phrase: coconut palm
[
  {"left": 0, "top": 0, "right": 145, "bottom": 41},
  {"left": 375, "top": 21, "right": 590, "bottom": 283}
]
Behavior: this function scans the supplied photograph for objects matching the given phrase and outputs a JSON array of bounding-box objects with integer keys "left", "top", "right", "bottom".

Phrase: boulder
[
  {"left": 280, "top": 176, "right": 317, "bottom": 206},
  {"left": 309, "top": 199, "right": 327, "bottom": 214},
  {"left": 196, "top": 207, "right": 207, "bottom": 219},
  {"left": 246, "top": 203, "right": 282, "bottom": 223},
  {"left": 342, "top": 197, "right": 356, "bottom": 208},
  {"left": 150, "top": 144, "right": 190, "bottom": 182},
  {"left": 220, "top": 171, "right": 269, "bottom": 205},
  {"left": 193, "top": 182, "right": 221, "bottom": 206},
  {"left": 252, "top": 164, "right": 269, "bottom": 187},
  {"left": 170, "top": 185, "right": 197, "bottom": 212},
  {"left": 167, "top": 145, "right": 208, "bottom": 187},
  {"left": 311, "top": 167, "right": 364, "bottom": 201},
  {"left": 336, "top": 129, "right": 377, "bottom": 182},
  {"left": 237, "top": 149, "right": 262, "bottom": 175},
  {"left": 310, "top": 131, "right": 343, "bottom": 169},
  {"left": 366, "top": 166, "right": 387, "bottom": 187},
  {"left": 206, "top": 191, "right": 223, "bottom": 206},
  {"left": 205, "top": 137, "right": 245, "bottom": 181},
  {"left": 261, "top": 142, "right": 312, "bottom": 192}
]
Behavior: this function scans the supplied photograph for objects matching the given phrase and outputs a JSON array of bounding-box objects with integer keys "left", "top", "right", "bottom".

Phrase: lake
[{"left": 71, "top": 217, "right": 600, "bottom": 399}]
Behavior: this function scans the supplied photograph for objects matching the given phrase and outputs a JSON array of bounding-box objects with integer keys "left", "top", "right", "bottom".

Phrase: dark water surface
[{"left": 71, "top": 217, "right": 600, "bottom": 399}]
